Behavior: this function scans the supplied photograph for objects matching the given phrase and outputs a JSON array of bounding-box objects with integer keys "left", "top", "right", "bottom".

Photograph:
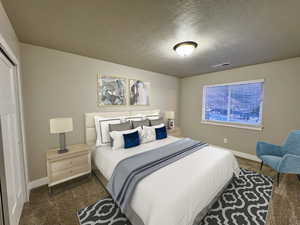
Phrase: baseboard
[
  {"left": 28, "top": 177, "right": 49, "bottom": 191},
  {"left": 231, "top": 150, "right": 261, "bottom": 162}
]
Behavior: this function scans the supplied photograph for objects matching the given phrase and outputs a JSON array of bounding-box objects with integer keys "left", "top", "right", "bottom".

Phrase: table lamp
[
  {"left": 50, "top": 118, "right": 73, "bottom": 154},
  {"left": 165, "top": 111, "right": 175, "bottom": 129}
]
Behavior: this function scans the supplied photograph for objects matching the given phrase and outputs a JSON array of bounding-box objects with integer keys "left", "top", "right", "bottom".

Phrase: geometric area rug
[
  {"left": 77, "top": 168, "right": 273, "bottom": 225},
  {"left": 199, "top": 168, "right": 273, "bottom": 225}
]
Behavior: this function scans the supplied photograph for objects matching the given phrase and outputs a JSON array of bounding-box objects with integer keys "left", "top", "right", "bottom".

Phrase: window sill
[{"left": 201, "top": 120, "right": 263, "bottom": 131}]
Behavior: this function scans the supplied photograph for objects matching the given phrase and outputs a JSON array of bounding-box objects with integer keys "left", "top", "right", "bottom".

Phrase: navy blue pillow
[
  {"left": 155, "top": 126, "right": 167, "bottom": 140},
  {"left": 123, "top": 131, "right": 140, "bottom": 149}
]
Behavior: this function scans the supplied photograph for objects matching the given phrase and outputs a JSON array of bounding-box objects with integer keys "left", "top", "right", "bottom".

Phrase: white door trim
[{"left": 0, "top": 35, "right": 29, "bottom": 202}]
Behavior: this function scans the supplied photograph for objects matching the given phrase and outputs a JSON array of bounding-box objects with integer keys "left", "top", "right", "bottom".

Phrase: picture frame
[
  {"left": 129, "top": 79, "right": 150, "bottom": 106},
  {"left": 97, "top": 75, "right": 127, "bottom": 106}
]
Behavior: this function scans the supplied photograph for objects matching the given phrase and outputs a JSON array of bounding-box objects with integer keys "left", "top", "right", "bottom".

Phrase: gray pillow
[
  {"left": 150, "top": 118, "right": 164, "bottom": 126},
  {"left": 132, "top": 119, "right": 150, "bottom": 128},
  {"left": 108, "top": 121, "right": 133, "bottom": 146},
  {"left": 109, "top": 121, "right": 132, "bottom": 132}
]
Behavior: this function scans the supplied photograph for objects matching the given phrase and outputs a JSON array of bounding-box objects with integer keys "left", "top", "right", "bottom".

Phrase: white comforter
[{"left": 93, "top": 136, "right": 240, "bottom": 225}]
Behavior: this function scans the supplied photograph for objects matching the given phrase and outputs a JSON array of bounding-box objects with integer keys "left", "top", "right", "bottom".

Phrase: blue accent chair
[{"left": 256, "top": 130, "right": 300, "bottom": 185}]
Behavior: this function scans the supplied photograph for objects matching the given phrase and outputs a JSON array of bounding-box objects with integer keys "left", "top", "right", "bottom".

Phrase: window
[{"left": 202, "top": 80, "right": 264, "bottom": 128}]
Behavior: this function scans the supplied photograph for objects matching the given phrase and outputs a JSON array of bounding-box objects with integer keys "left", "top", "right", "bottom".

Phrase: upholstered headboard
[{"left": 84, "top": 110, "right": 160, "bottom": 146}]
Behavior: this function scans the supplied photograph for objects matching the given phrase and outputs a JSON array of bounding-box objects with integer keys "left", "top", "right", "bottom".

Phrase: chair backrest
[{"left": 282, "top": 130, "right": 300, "bottom": 156}]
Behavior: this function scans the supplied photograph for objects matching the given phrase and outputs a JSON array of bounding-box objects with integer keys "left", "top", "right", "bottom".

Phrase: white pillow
[
  {"left": 94, "top": 116, "right": 123, "bottom": 146},
  {"left": 110, "top": 127, "right": 142, "bottom": 150},
  {"left": 141, "top": 123, "right": 165, "bottom": 144}
]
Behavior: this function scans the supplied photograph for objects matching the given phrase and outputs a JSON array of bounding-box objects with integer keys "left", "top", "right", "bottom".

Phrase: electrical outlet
[{"left": 224, "top": 138, "right": 228, "bottom": 144}]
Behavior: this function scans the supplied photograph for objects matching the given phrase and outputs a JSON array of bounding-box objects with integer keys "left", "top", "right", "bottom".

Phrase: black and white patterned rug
[{"left": 77, "top": 169, "right": 273, "bottom": 225}]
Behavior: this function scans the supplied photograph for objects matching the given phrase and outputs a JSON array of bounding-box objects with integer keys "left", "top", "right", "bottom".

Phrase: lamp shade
[
  {"left": 165, "top": 111, "right": 175, "bottom": 119},
  {"left": 50, "top": 118, "right": 73, "bottom": 134}
]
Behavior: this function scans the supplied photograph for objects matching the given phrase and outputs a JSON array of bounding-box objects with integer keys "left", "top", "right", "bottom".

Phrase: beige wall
[
  {"left": 21, "top": 43, "right": 180, "bottom": 181},
  {"left": 180, "top": 57, "right": 300, "bottom": 156},
  {"left": 0, "top": 1, "right": 19, "bottom": 59},
  {"left": 20, "top": 43, "right": 300, "bottom": 181}
]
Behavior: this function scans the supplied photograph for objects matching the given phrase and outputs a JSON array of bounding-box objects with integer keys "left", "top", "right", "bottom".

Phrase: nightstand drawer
[
  {"left": 71, "top": 164, "right": 90, "bottom": 176},
  {"left": 47, "top": 144, "right": 91, "bottom": 189},
  {"left": 51, "top": 165, "right": 90, "bottom": 183},
  {"left": 51, "top": 169, "right": 72, "bottom": 183},
  {"left": 71, "top": 154, "right": 89, "bottom": 167},
  {"left": 51, "top": 158, "right": 73, "bottom": 172},
  {"left": 50, "top": 153, "right": 89, "bottom": 172}
]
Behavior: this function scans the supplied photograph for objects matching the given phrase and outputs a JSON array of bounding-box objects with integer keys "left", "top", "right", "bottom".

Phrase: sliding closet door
[
  {"left": 0, "top": 51, "right": 25, "bottom": 225},
  {"left": 0, "top": 120, "right": 9, "bottom": 225},
  {"left": 0, "top": 181, "right": 5, "bottom": 225},
  {"left": 0, "top": 196, "right": 3, "bottom": 225}
]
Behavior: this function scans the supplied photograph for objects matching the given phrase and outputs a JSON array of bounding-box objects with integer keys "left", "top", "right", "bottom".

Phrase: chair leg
[
  {"left": 277, "top": 172, "right": 280, "bottom": 186},
  {"left": 260, "top": 161, "right": 264, "bottom": 171}
]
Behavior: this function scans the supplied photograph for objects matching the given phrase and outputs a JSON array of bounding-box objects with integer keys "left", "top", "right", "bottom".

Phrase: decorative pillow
[
  {"left": 110, "top": 127, "right": 142, "bottom": 150},
  {"left": 95, "top": 116, "right": 123, "bottom": 146},
  {"left": 109, "top": 121, "right": 132, "bottom": 132},
  {"left": 108, "top": 121, "right": 133, "bottom": 146},
  {"left": 124, "top": 114, "right": 144, "bottom": 122},
  {"left": 123, "top": 131, "right": 140, "bottom": 149},
  {"left": 155, "top": 126, "right": 167, "bottom": 140},
  {"left": 141, "top": 124, "right": 164, "bottom": 144},
  {"left": 132, "top": 119, "right": 150, "bottom": 128},
  {"left": 146, "top": 114, "right": 160, "bottom": 120},
  {"left": 150, "top": 117, "right": 164, "bottom": 126}
]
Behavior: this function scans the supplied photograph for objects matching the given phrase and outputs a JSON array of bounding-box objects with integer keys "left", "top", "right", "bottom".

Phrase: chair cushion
[
  {"left": 283, "top": 130, "right": 300, "bottom": 156},
  {"left": 260, "top": 155, "right": 282, "bottom": 171}
]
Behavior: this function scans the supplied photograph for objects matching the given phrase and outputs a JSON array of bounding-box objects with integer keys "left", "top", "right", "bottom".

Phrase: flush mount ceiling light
[{"left": 173, "top": 41, "right": 198, "bottom": 57}]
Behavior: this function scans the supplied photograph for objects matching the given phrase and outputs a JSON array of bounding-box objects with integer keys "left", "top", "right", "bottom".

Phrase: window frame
[{"left": 201, "top": 79, "right": 265, "bottom": 130}]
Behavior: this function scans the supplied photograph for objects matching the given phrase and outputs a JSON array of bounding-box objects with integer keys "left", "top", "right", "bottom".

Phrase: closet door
[
  {"left": 0, "top": 189, "right": 3, "bottom": 225},
  {"left": 0, "top": 51, "right": 25, "bottom": 225}
]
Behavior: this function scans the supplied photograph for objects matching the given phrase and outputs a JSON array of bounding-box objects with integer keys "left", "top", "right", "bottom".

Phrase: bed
[{"left": 85, "top": 110, "right": 240, "bottom": 225}]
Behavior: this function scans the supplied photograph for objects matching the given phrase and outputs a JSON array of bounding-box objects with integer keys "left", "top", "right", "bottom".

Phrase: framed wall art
[
  {"left": 129, "top": 79, "right": 150, "bottom": 106},
  {"left": 97, "top": 75, "right": 127, "bottom": 106}
]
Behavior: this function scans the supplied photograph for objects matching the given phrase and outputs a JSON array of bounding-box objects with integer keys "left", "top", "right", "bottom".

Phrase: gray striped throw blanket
[{"left": 106, "top": 138, "right": 208, "bottom": 213}]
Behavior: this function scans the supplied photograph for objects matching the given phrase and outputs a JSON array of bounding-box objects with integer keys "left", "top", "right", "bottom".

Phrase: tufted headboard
[{"left": 84, "top": 110, "right": 160, "bottom": 146}]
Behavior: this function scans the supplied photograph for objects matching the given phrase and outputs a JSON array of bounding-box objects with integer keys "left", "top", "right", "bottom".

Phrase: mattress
[{"left": 92, "top": 137, "right": 240, "bottom": 225}]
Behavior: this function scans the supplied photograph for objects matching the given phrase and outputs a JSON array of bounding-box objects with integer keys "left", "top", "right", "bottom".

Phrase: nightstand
[
  {"left": 167, "top": 127, "right": 182, "bottom": 138},
  {"left": 47, "top": 144, "right": 91, "bottom": 193}
]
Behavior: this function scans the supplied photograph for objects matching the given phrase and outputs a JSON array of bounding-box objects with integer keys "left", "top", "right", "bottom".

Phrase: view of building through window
[{"left": 203, "top": 80, "right": 264, "bottom": 126}]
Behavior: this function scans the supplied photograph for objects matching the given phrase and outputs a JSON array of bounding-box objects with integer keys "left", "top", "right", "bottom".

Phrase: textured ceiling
[{"left": 2, "top": 0, "right": 300, "bottom": 77}]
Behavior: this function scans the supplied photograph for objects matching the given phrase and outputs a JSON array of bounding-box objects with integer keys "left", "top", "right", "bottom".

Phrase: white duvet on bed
[{"left": 92, "top": 136, "right": 240, "bottom": 225}]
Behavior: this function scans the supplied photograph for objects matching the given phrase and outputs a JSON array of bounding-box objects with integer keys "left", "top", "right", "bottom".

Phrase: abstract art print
[
  {"left": 129, "top": 79, "right": 150, "bottom": 105},
  {"left": 98, "top": 75, "right": 127, "bottom": 106}
]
